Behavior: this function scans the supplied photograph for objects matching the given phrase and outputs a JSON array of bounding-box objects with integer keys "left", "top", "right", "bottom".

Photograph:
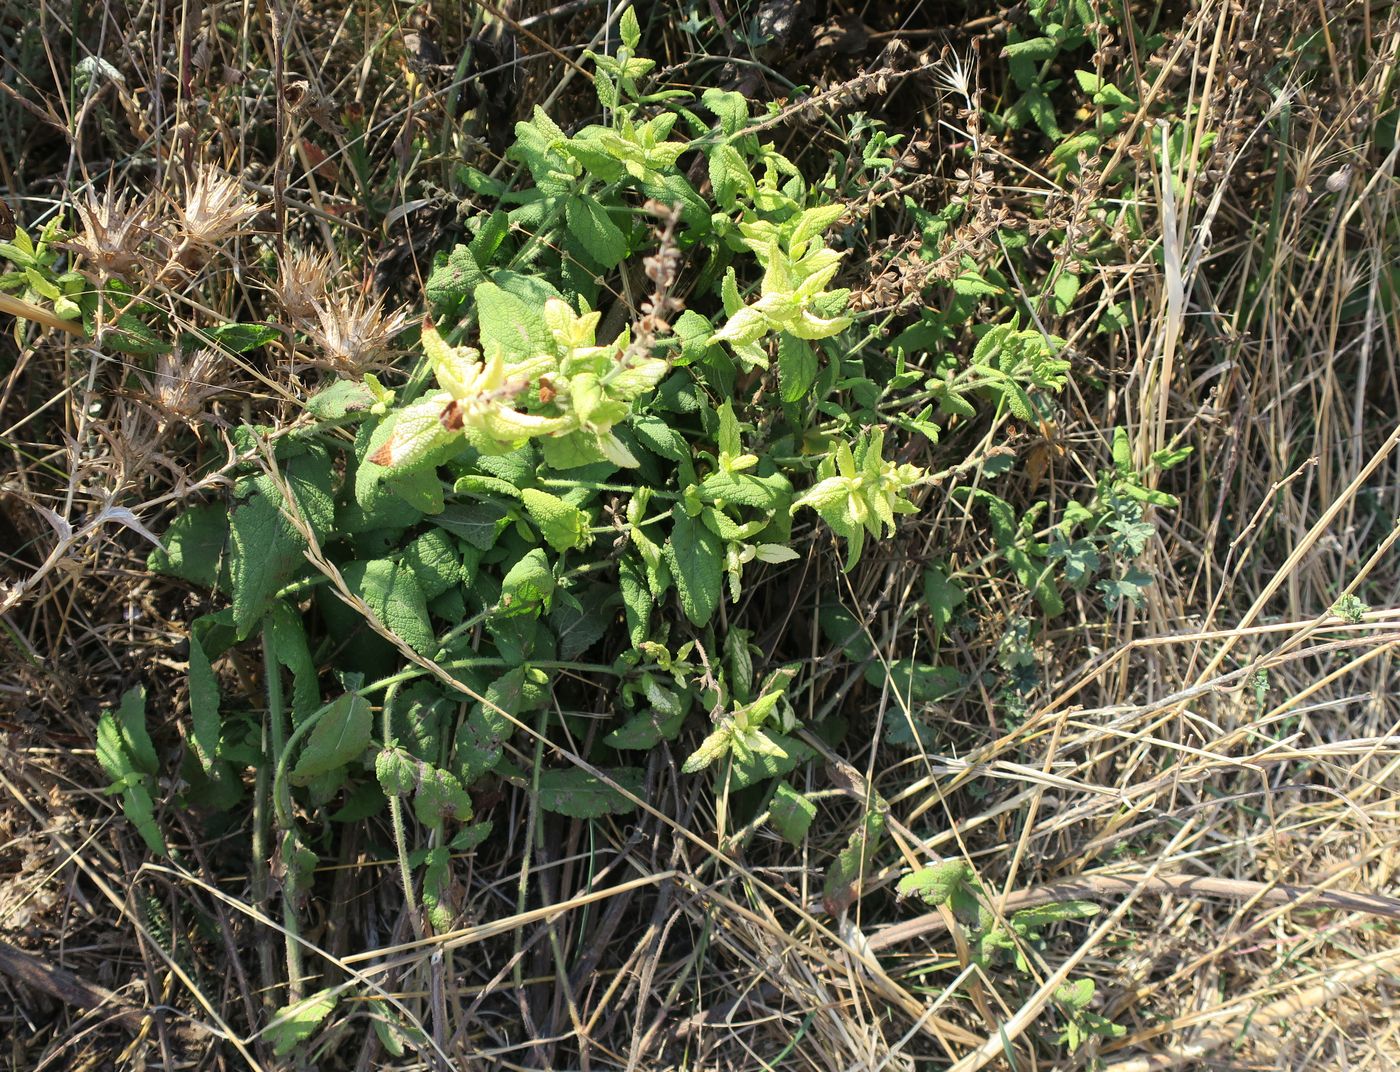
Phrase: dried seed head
[
  {"left": 68, "top": 189, "right": 154, "bottom": 278},
  {"left": 274, "top": 248, "right": 333, "bottom": 325},
  {"left": 169, "top": 168, "right": 261, "bottom": 268},
  {"left": 141, "top": 348, "right": 227, "bottom": 424},
  {"left": 302, "top": 289, "right": 408, "bottom": 374},
  {"left": 96, "top": 403, "right": 167, "bottom": 483}
]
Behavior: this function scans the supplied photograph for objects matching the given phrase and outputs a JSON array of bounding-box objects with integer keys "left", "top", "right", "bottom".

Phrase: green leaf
[
  {"left": 769, "top": 782, "right": 816, "bottom": 845},
  {"left": 665, "top": 510, "right": 723, "bottom": 626},
  {"left": 1050, "top": 537, "right": 1100, "bottom": 587},
  {"left": 402, "top": 528, "right": 463, "bottom": 599},
  {"left": 521, "top": 488, "right": 592, "bottom": 551},
  {"left": 450, "top": 820, "right": 493, "bottom": 851},
  {"left": 896, "top": 860, "right": 971, "bottom": 906},
  {"left": 149, "top": 504, "right": 227, "bottom": 588},
  {"left": 1049, "top": 131, "right": 1102, "bottom": 168},
  {"left": 789, "top": 203, "right": 846, "bottom": 249},
  {"left": 376, "top": 747, "right": 418, "bottom": 797},
  {"left": 1002, "top": 35, "right": 1058, "bottom": 59},
  {"left": 498, "top": 548, "right": 555, "bottom": 617},
  {"left": 619, "top": 6, "right": 641, "bottom": 50},
  {"left": 1150, "top": 444, "right": 1194, "bottom": 470},
  {"left": 342, "top": 558, "right": 436, "bottom": 654},
  {"left": 426, "top": 244, "right": 486, "bottom": 316},
  {"left": 434, "top": 501, "right": 512, "bottom": 551},
  {"left": 265, "top": 601, "right": 321, "bottom": 725},
  {"left": 267, "top": 988, "right": 339, "bottom": 1056},
  {"left": 307, "top": 379, "right": 378, "bottom": 421},
  {"left": 457, "top": 665, "right": 548, "bottom": 783},
  {"left": 867, "top": 659, "right": 964, "bottom": 702},
  {"left": 536, "top": 767, "right": 644, "bottom": 818},
  {"left": 565, "top": 197, "right": 628, "bottom": 269},
  {"left": 618, "top": 553, "right": 653, "bottom": 647},
  {"left": 476, "top": 281, "right": 548, "bottom": 361},
  {"left": 229, "top": 445, "right": 335, "bottom": 638},
  {"left": 922, "top": 565, "right": 966, "bottom": 637},
  {"left": 290, "top": 693, "right": 373, "bottom": 785},
  {"left": 701, "top": 87, "right": 749, "bottom": 135},
  {"left": 707, "top": 143, "right": 754, "bottom": 209},
  {"left": 103, "top": 311, "right": 170, "bottom": 355},
  {"left": 549, "top": 582, "right": 614, "bottom": 659},
  {"left": 98, "top": 686, "right": 158, "bottom": 778},
  {"left": 952, "top": 269, "right": 1002, "bottom": 297},
  {"left": 777, "top": 333, "right": 816, "bottom": 403},
  {"left": 1331, "top": 592, "right": 1369, "bottom": 623},
  {"left": 605, "top": 706, "right": 686, "bottom": 750},
  {"left": 593, "top": 68, "right": 617, "bottom": 109},
  {"left": 1023, "top": 84, "right": 1061, "bottom": 138},
  {"left": 823, "top": 803, "right": 887, "bottom": 916},
  {"left": 371, "top": 1004, "right": 428, "bottom": 1058},
  {"left": 362, "top": 392, "right": 459, "bottom": 478},
  {"left": 1050, "top": 271, "right": 1080, "bottom": 315},
  {"left": 329, "top": 781, "right": 386, "bottom": 822},
  {"left": 413, "top": 765, "right": 473, "bottom": 825},
  {"left": 188, "top": 609, "right": 237, "bottom": 772},
  {"left": 206, "top": 321, "right": 280, "bottom": 353},
  {"left": 630, "top": 415, "right": 689, "bottom": 461},
  {"left": 1002, "top": 381, "right": 1036, "bottom": 421},
  {"left": 672, "top": 309, "right": 716, "bottom": 365},
  {"left": 726, "top": 731, "right": 811, "bottom": 789},
  {"left": 1097, "top": 566, "right": 1152, "bottom": 608},
  {"left": 1012, "top": 899, "right": 1101, "bottom": 932},
  {"left": 973, "top": 323, "right": 1011, "bottom": 366},
  {"left": 95, "top": 687, "right": 167, "bottom": 856},
  {"left": 716, "top": 401, "right": 742, "bottom": 458}
]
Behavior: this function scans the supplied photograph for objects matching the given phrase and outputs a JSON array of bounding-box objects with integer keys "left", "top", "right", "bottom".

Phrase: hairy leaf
[
  {"left": 664, "top": 511, "right": 723, "bottom": 627},
  {"left": 769, "top": 782, "right": 816, "bottom": 845},
  {"left": 342, "top": 558, "right": 436, "bottom": 654},
  {"left": 537, "top": 767, "right": 644, "bottom": 818},
  {"left": 291, "top": 693, "right": 373, "bottom": 785},
  {"left": 228, "top": 444, "right": 334, "bottom": 638},
  {"left": 267, "top": 989, "right": 339, "bottom": 1056}
]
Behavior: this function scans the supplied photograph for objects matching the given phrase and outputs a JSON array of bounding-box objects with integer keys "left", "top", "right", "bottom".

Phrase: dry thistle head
[
  {"left": 274, "top": 248, "right": 333, "bottom": 325},
  {"left": 167, "top": 168, "right": 261, "bottom": 273},
  {"left": 302, "top": 289, "right": 408, "bottom": 374},
  {"left": 139, "top": 348, "right": 227, "bottom": 426},
  {"left": 94, "top": 403, "right": 169, "bottom": 485},
  {"left": 67, "top": 188, "right": 154, "bottom": 279}
]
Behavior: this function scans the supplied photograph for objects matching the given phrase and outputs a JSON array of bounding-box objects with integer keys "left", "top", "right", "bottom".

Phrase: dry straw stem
[
  {"left": 0, "top": 759, "right": 259, "bottom": 1067},
  {"left": 869, "top": 872, "right": 1400, "bottom": 950},
  {"left": 1102, "top": 946, "right": 1400, "bottom": 1072},
  {"left": 0, "top": 291, "right": 85, "bottom": 335}
]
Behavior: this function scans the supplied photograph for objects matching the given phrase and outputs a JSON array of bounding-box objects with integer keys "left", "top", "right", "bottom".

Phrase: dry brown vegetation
[{"left": 2, "top": 0, "right": 1399, "bottom": 1069}]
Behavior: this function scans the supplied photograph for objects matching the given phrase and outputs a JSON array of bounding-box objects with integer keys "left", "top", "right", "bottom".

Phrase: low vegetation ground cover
[{"left": 1, "top": 0, "right": 1398, "bottom": 1068}]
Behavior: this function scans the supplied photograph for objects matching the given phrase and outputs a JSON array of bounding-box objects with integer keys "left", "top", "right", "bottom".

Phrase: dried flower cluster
[
  {"left": 67, "top": 190, "right": 154, "bottom": 279},
  {"left": 299, "top": 288, "right": 409, "bottom": 375},
  {"left": 623, "top": 200, "right": 686, "bottom": 364},
  {"left": 161, "top": 169, "right": 261, "bottom": 279},
  {"left": 137, "top": 348, "right": 227, "bottom": 428},
  {"left": 67, "top": 167, "right": 262, "bottom": 287}
]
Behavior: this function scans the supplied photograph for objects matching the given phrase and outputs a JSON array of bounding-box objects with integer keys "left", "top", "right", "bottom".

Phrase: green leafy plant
[
  {"left": 136, "top": 34, "right": 955, "bottom": 1020},
  {"left": 96, "top": 686, "right": 167, "bottom": 856},
  {"left": 898, "top": 861, "right": 1124, "bottom": 1051}
]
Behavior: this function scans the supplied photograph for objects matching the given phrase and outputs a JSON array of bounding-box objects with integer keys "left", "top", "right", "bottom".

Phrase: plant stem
[
  {"left": 263, "top": 623, "right": 305, "bottom": 1003},
  {"left": 381, "top": 682, "right": 421, "bottom": 934}
]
